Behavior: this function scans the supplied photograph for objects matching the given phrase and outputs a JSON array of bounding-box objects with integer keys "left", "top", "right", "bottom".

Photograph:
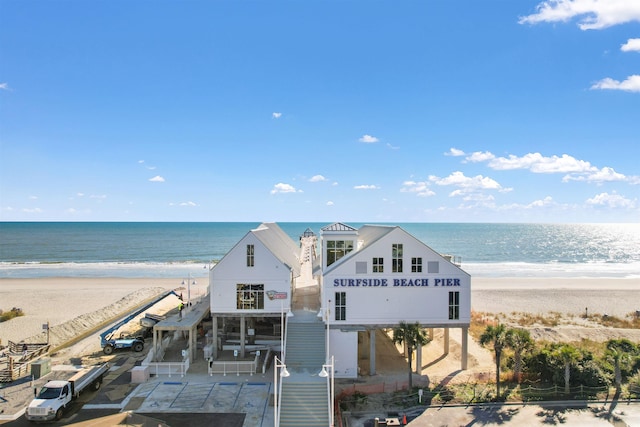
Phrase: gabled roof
[
  {"left": 252, "top": 223, "right": 301, "bottom": 277},
  {"left": 321, "top": 222, "right": 357, "bottom": 232},
  {"left": 356, "top": 224, "right": 397, "bottom": 247},
  {"left": 323, "top": 224, "right": 470, "bottom": 277}
]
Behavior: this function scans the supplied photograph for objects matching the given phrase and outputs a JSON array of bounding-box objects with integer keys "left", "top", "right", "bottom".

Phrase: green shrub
[{"left": 0, "top": 307, "right": 24, "bottom": 323}]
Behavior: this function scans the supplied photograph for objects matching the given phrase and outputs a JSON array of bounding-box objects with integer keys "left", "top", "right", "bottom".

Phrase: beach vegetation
[
  {"left": 523, "top": 342, "right": 609, "bottom": 394},
  {"left": 480, "top": 323, "right": 508, "bottom": 399},
  {"left": 594, "top": 313, "right": 640, "bottom": 329},
  {"left": 0, "top": 307, "right": 24, "bottom": 323},
  {"left": 506, "top": 328, "right": 533, "bottom": 383},
  {"left": 469, "top": 310, "right": 493, "bottom": 338},
  {"left": 392, "top": 321, "right": 432, "bottom": 390},
  {"left": 605, "top": 339, "right": 640, "bottom": 390},
  {"left": 512, "top": 311, "right": 562, "bottom": 327}
]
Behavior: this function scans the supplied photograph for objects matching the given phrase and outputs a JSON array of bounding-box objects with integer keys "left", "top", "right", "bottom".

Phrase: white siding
[
  {"left": 331, "top": 330, "right": 358, "bottom": 378},
  {"left": 322, "top": 227, "right": 470, "bottom": 326},
  {"left": 210, "top": 233, "right": 292, "bottom": 314}
]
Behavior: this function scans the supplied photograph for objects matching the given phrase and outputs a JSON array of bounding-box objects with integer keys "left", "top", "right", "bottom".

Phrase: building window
[
  {"left": 392, "top": 244, "right": 403, "bottom": 273},
  {"left": 326, "top": 240, "right": 354, "bottom": 266},
  {"left": 411, "top": 257, "right": 422, "bottom": 273},
  {"left": 372, "top": 257, "right": 384, "bottom": 273},
  {"left": 448, "top": 291, "right": 459, "bottom": 320},
  {"left": 335, "top": 292, "right": 346, "bottom": 321},
  {"left": 236, "top": 284, "right": 264, "bottom": 310},
  {"left": 428, "top": 261, "right": 439, "bottom": 273},
  {"left": 246, "top": 244, "right": 254, "bottom": 267}
]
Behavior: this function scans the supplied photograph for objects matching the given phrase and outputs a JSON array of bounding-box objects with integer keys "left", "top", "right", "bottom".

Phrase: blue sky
[{"left": 1, "top": 0, "right": 639, "bottom": 223}]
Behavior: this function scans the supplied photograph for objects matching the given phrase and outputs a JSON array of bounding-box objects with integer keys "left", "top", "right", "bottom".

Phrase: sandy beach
[
  {"left": 2, "top": 276, "right": 639, "bottom": 349},
  {"left": 0, "top": 277, "right": 207, "bottom": 346}
]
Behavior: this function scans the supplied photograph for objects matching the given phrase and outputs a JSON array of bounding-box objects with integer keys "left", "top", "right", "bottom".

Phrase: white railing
[
  {"left": 142, "top": 335, "right": 189, "bottom": 377},
  {"left": 146, "top": 357, "right": 190, "bottom": 377},
  {"left": 207, "top": 354, "right": 259, "bottom": 376}
]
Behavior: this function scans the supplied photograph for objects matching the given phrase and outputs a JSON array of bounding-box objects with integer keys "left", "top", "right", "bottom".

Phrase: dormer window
[{"left": 326, "top": 240, "right": 354, "bottom": 266}]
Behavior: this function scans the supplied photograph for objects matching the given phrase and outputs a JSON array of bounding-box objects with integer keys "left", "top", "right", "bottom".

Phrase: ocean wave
[
  {"left": 1, "top": 260, "right": 638, "bottom": 279},
  {"left": 0, "top": 261, "right": 212, "bottom": 279},
  {"left": 463, "top": 261, "right": 640, "bottom": 278}
]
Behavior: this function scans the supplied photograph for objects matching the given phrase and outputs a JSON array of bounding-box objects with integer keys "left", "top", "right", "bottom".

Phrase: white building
[
  {"left": 208, "top": 223, "right": 299, "bottom": 360},
  {"left": 318, "top": 222, "right": 470, "bottom": 378},
  {"left": 208, "top": 222, "right": 470, "bottom": 379}
]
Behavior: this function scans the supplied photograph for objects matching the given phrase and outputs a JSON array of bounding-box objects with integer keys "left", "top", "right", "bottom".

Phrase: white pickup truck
[{"left": 25, "top": 362, "right": 109, "bottom": 422}]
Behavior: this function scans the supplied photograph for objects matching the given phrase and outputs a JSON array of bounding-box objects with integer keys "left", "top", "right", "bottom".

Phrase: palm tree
[
  {"left": 480, "top": 324, "right": 508, "bottom": 398},
  {"left": 506, "top": 328, "right": 533, "bottom": 383},
  {"left": 392, "top": 321, "right": 431, "bottom": 389},
  {"left": 555, "top": 344, "right": 581, "bottom": 395},
  {"left": 606, "top": 339, "right": 637, "bottom": 391}
]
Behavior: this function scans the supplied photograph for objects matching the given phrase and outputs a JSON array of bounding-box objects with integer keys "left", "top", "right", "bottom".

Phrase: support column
[
  {"left": 443, "top": 328, "right": 450, "bottom": 355},
  {"left": 212, "top": 316, "right": 219, "bottom": 360},
  {"left": 416, "top": 343, "right": 422, "bottom": 375},
  {"left": 188, "top": 328, "right": 194, "bottom": 362},
  {"left": 461, "top": 326, "right": 468, "bottom": 370},
  {"left": 369, "top": 329, "right": 376, "bottom": 376},
  {"left": 240, "top": 316, "right": 246, "bottom": 358},
  {"left": 153, "top": 329, "right": 158, "bottom": 362}
]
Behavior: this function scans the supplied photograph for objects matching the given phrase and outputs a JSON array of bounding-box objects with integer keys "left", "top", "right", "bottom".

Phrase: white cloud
[
  {"left": 309, "top": 175, "right": 327, "bottom": 182},
  {"left": 621, "top": 38, "right": 640, "bottom": 52},
  {"left": 461, "top": 193, "right": 496, "bottom": 203},
  {"left": 446, "top": 148, "right": 465, "bottom": 157},
  {"left": 500, "top": 196, "right": 555, "bottom": 210},
  {"left": 470, "top": 151, "right": 595, "bottom": 173},
  {"left": 519, "top": 0, "right": 640, "bottom": 30},
  {"left": 496, "top": 153, "right": 594, "bottom": 173},
  {"left": 89, "top": 194, "right": 107, "bottom": 200},
  {"left": 586, "top": 192, "right": 635, "bottom": 208},
  {"left": 139, "top": 160, "right": 156, "bottom": 170},
  {"left": 465, "top": 151, "right": 495, "bottom": 163},
  {"left": 326, "top": 201, "right": 334, "bottom": 206},
  {"left": 0, "top": 83, "right": 9, "bottom": 90},
  {"left": 590, "top": 75, "right": 640, "bottom": 92},
  {"left": 400, "top": 181, "right": 436, "bottom": 197},
  {"left": 29, "top": 195, "right": 38, "bottom": 200},
  {"left": 354, "top": 184, "right": 380, "bottom": 190},
  {"left": 386, "top": 143, "right": 400, "bottom": 150},
  {"left": 272, "top": 112, "right": 282, "bottom": 119},
  {"left": 149, "top": 176, "right": 165, "bottom": 182},
  {"left": 562, "top": 166, "right": 627, "bottom": 183},
  {"left": 430, "top": 171, "right": 508, "bottom": 196},
  {"left": 23, "top": 207, "right": 43, "bottom": 213},
  {"left": 359, "top": 134, "right": 379, "bottom": 143},
  {"left": 528, "top": 196, "right": 554, "bottom": 208},
  {"left": 270, "top": 183, "right": 300, "bottom": 194},
  {"left": 180, "top": 201, "right": 198, "bottom": 207},
  {"left": 468, "top": 150, "right": 637, "bottom": 183}
]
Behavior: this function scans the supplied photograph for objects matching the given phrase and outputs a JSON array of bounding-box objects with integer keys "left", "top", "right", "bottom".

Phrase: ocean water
[{"left": 0, "top": 222, "right": 639, "bottom": 279}]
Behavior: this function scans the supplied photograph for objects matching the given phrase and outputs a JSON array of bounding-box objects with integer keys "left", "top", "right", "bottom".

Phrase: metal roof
[
  {"left": 301, "top": 227, "right": 315, "bottom": 237},
  {"left": 321, "top": 222, "right": 357, "bottom": 232},
  {"left": 252, "top": 222, "right": 301, "bottom": 277}
]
